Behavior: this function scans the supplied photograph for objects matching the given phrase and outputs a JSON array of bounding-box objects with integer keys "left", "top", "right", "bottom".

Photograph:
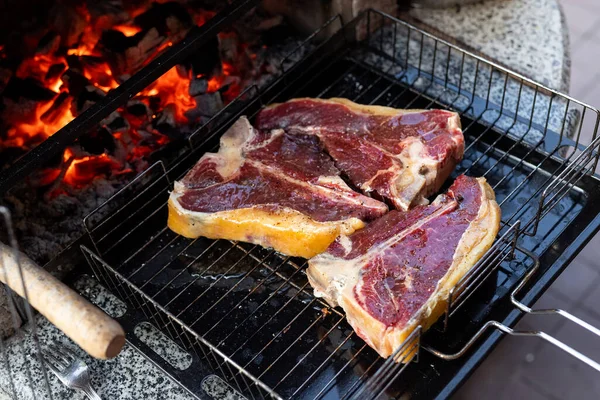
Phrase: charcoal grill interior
[
  {"left": 0, "top": 0, "right": 258, "bottom": 195},
  {"left": 73, "top": 9, "right": 600, "bottom": 400}
]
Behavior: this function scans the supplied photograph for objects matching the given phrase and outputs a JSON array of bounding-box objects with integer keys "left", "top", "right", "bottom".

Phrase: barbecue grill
[{"left": 1, "top": 2, "right": 600, "bottom": 399}]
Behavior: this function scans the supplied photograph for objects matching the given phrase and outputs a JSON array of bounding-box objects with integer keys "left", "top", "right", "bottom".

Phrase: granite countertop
[
  {"left": 409, "top": 0, "right": 570, "bottom": 92},
  {"left": 0, "top": 0, "right": 572, "bottom": 399}
]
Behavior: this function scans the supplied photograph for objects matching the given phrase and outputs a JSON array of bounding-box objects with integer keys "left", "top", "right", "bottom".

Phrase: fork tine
[
  {"left": 60, "top": 346, "right": 79, "bottom": 360},
  {"left": 49, "top": 345, "right": 71, "bottom": 365},
  {"left": 43, "top": 351, "right": 65, "bottom": 371},
  {"left": 44, "top": 350, "right": 68, "bottom": 370},
  {"left": 42, "top": 356, "right": 60, "bottom": 375},
  {"left": 42, "top": 344, "right": 100, "bottom": 397}
]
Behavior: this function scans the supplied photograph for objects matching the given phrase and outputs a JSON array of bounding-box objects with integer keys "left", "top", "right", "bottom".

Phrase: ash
[{"left": 2, "top": 175, "right": 127, "bottom": 265}]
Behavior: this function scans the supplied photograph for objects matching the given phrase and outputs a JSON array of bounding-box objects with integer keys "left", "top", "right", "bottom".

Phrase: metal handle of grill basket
[
  {"left": 425, "top": 247, "right": 600, "bottom": 372},
  {"left": 0, "top": 241, "right": 126, "bottom": 360}
]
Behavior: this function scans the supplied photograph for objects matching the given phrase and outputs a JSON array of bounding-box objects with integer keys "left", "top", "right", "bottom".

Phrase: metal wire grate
[{"left": 81, "top": 9, "right": 600, "bottom": 400}]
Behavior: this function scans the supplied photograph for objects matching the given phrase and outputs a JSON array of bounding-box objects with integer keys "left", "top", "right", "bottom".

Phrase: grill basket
[
  {"left": 78, "top": 9, "right": 600, "bottom": 400},
  {"left": 1, "top": 8, "right": 600, "bottom": 400}
]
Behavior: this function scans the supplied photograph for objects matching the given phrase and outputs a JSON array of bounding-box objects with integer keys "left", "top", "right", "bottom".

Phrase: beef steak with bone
[
  {"left": 168, "top": 98, "right": 500, "bottom": 360},
  {"left": 169, "top": 98, "right": 464, "bottom": 257}
]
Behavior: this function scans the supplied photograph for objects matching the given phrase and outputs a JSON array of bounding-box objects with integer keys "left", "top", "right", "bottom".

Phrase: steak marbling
[
  {"left": 168, "top": 116, "right": 388, "bottom": 258},
  {"left": 256, "top": 98, "right": 465, "bottom": 210},
  {"left": 307, "top": 175, "right": 501, "bottom": 358}
]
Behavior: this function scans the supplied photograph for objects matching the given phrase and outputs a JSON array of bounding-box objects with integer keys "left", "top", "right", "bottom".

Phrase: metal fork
[{"left": 42, "top": 344, "right": 102, "bottom": 400}]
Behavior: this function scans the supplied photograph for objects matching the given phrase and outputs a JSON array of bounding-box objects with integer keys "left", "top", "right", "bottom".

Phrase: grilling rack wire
[{"left": 71, "top": 8, "right": 600, "bottom": 400}]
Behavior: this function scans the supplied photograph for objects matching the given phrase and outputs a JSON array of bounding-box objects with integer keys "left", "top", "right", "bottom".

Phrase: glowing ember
[
  {"left": 141, "top": 67, "right": 196, "bottom": 123},
  {"left": 6, "top": 93, "right": 74, "bottom": 145},
  {"left": 113, "top": 25, "right": 143, "bottom": 37},
  {"left": 1, "top": 1, "right": 257, "bottom": 189},
  {"left": 207, "top": 77, "right": 222, "bottom": 93},
  {"left": 63, "top": 149, "right": 121, "bottom": 186}
]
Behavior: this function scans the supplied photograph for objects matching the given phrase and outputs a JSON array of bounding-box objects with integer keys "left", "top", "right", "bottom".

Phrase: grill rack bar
[
  {"left": 81, "top": 246, "right": 283, "bottom": 400},
  {"left": 80, "top": 236, "right": 600, "bottom": 399},
  {"left": 76, "top": 9, "right": 600, "bottom": 400},
  {"left": 424, "top": 246, "right": 600, "bottom": 373},
  {"left": 345, "top": 327, "right": 421, "bottom": 400},
  {"left": 444, "top": 221, "right": 520, "bottom": 330}
]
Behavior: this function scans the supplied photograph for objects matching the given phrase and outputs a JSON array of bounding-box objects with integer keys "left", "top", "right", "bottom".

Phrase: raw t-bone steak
[
  {"left": 308, "top": 175, "right": 501, "bottom": 357},
  {"left": 168, "top": 116, "right": 388, "bottom": 258},
  {"left": 256, "top": 98, "right": 465, "bottom": 210}
]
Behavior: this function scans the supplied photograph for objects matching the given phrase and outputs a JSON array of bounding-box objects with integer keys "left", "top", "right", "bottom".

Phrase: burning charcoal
[
  {"left": 183, "top": 107, "right": 200, "bottom": 123},
  {"left": 125, "top": 99, "right": 151, "bottom": 129},
  {"left": 66, "top": 55, "right": 83, "bottom": 71},
  {"left": 147, "top": 96, "right": 162, "bottom": 113},
  {"left": 2, "top": 77, "right": 56, "bottom": 102},
  {"left": 48, "top": 3, "right": 87, "bottom": 47},
  {"left": 87, "top": 0, "right": 130, "bottom": 30},
  {"left": 234, "top": 8, "right": 285, "bottom": 42},
  {"left": 136, "top": 129, "right": 154, "bottom": 141},
  {"left": 186, "top": 92, "right": 223, "bottom": 120},
  {"left": 126, "top": 100, "right": 151, "bottom": 117},
  {"left": 61, "top": 69, "right": 89, "bottom": 98},
  {"left": 100, "top": 28, "right": 165, "bottom": 80},
  {"left": 45, "top": 63, "right": 66, "bottom": 82},
  {"left": 79, "top": 56, "right": 115, "bottom": 89},
  {"left": 134, "top": 2, "right": 193, "bottom": 38},
  {"left": 111, "top": 137, "right": 128, "bottom": 165},
  {"left": 99, "top": 29, "right": 143, "bottom": 53},
  {"left": 79, "top": 56, "right": 108, "bottom": 70},
  {"left": 156, "top": 104, "right": 176, "bottom": 127},
  {"left": 102, "top": 111, "right": 130, "bottom": 134},
  {"left": 1, "top": 98, "right": 33, "bottom": 130},
  {"left": 36, "top": 32, "right": 61, "bottom": 56},
  {"left": 79, "top": 128, "right": 116, "bottom": 155},
  {"left": 73, "top": 86, "right": 106, "bottom": 116},
  {"left": 152, "top": 104, "right": 181, "bottom": 138},
  {"left": 41, "top": 92, "right": 72, "bottom": 125},
  {"left": 220, "top": 75, "right": 241, "bottom": 95},
  {"left": 196, "top": 92, "right": 223, "bottom": 116},
  {"left": 176, "top": 65, "right": 189, "bottom": 79},
  {"left": 218, "top": 33, "right": 238, "bottom": 65},
  {"left": 189, "top": 77, "right": 208, "bottom": 97}
]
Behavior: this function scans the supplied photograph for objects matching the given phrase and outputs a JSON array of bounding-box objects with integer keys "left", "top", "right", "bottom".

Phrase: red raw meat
[
  {"left": 256, "top": 98, "right": 465, "bottom": 210},
  {"left": 307, "top": 175, "right": 501, "bottom": 358},
  {"left": 168, "top": 116, "right": 388, "bottom": 258}
]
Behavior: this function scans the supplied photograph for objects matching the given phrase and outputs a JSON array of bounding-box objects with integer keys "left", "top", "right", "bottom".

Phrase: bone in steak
[
  {"left": 307, "top": 175, "right": 501, "bottom": 358},
  {"left": 168, "top": 116, "right": 388, "bottom": 258},
  {"left": 256, "top": 98, "right": 465, "bottom": 210}
]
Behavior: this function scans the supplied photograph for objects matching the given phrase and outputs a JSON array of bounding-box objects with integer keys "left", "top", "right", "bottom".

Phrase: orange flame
[
  {"left": 63, "top": 149, "right": 121, "bottom": 186},
  {"left": 140, "top": 67, "right": 196, "bottom": 123},
  {"left": 10, "top": 93, "right": 74, "bottom": 143},
  {"left": 113, "top": 25, "right": 142, "bottom": 37},
  {"left": 2, "top": 4, "right": 242, "bottom": 189}
]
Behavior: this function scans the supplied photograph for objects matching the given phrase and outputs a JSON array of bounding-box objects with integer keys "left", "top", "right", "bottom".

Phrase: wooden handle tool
[{"left": 0, "top": 243, "right": 125, "bottom": 359}]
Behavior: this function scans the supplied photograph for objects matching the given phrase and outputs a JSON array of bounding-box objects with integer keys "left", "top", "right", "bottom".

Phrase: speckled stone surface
[
  {"left": 0, "top": 318, "right": 199, "bottom": 400},
  {"left": 0, "top": 276, "right": 199, "bottom": 400},
  {"left": 410, "top": 0, "right": 571, "bottom": 92}
]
